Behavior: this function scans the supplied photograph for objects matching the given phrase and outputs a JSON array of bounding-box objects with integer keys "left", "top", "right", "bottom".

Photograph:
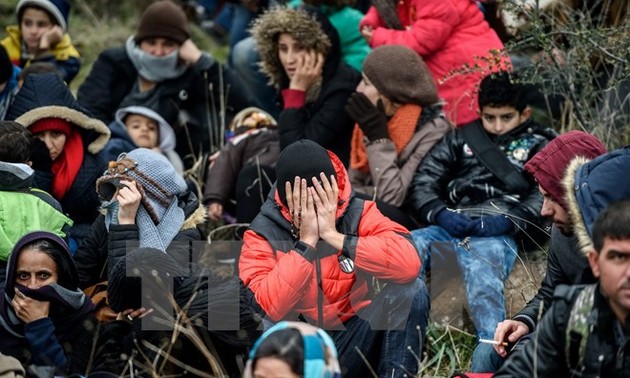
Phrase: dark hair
[
  {"left": 252, "top": 328, "right": 304, "bottom": 375},
  {"left": 592, "top": 200, "right": 630, "bottom": 252},
  {"left": 0, "top": 121, "right": 34, "bottom": 163},
  {"left": 18, "top": 5, "right": 58, "bottom": 27},
  {"left": 19, "top": 239, "right": 74, "bottom": 289},
  {"left": 18, "top": 62, "right": 63, "bottom": 83},
  {"left": 478, "top": 71, "right": 529, "bottom": 113}
]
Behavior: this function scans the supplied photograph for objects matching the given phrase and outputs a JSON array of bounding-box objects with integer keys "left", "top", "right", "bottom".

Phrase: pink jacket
[{"left": 361, "top": 0, "right": 510, "bottom": 125}]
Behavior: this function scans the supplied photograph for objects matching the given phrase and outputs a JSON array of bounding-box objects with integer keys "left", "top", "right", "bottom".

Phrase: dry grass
[{"left": 2, "top": 1, "right": 626, "bottom": 376}]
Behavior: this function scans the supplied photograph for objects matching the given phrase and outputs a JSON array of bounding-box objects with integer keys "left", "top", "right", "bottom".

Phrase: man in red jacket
[{"left": 240, "top": 140, "right": 429, "bottom": 378}]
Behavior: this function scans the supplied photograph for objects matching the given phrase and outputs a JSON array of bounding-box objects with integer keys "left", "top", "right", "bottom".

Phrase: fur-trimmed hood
[
  {"left": 7, "top": 73, "right": 110, "bottom": 154},
  {"left": 182, "top": 204, "right": 206, "bottom": 230},
  {"left": 251, "top": 5, "right": 341, "bottom": 92},
  {"left": 563, "top": 147, "right": 630, "bottom": 256}
]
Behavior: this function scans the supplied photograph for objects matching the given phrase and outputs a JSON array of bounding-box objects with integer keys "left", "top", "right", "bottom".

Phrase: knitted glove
[
  {"left": 435, "top": 208, "right": 474, "bottom": 238},
  {"left": 469, "top": 215, "right": 515, "bottom": 237},
  {"left": 345, "top": 92, "right": 389, "bottom": 141},
  {"left": 30, "top": 138, "right": 53, "bottom": 172}
]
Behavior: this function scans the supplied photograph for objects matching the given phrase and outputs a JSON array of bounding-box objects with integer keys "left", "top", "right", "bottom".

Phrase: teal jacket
[
  {"left": 0, "top": 162, "right": 72, "bottom": 261},
  {"left": 290, "top": 1, "right": 370, "bottom": 71}
]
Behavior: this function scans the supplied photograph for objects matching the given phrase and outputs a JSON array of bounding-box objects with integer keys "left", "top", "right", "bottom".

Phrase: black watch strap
[{"left": 293, "top": 241, "right": 316, "bottom": 262}]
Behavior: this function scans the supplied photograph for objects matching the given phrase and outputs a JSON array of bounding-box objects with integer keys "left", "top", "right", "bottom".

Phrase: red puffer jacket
[
  {"left": 239, "top": 150, "right": 420, "bottom": 327},
  {"left": 360, "top": 0, "right": 510, "bottom": 126}
]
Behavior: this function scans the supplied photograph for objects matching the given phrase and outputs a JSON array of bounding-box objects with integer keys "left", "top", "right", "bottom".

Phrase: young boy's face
[
  {"left": 20, "top": 8, "right": 55, "bottom": 51},
  {"left": 480, "top": 105, "right": 531, "bottom": 135},
  {"left": 124, "top": 114, "right": 159, "bottom": 149}
]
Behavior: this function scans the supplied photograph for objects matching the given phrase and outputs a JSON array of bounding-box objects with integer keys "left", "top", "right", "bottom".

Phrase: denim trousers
[
  {"left": 330, "top": 279, "right": 430, "bottom": 378},
  {"left": 411, "top": 226, "right": 517, "bottom": 370}
]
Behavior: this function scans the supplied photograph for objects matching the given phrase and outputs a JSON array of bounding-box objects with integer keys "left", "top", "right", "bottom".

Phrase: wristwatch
[{"left": 293, "top": 240, "right": 316, "bottom": 261}]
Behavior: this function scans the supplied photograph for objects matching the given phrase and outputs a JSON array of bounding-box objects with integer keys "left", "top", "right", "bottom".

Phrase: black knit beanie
[
  {"left": 362, "top": 45, "right": 439, "bottom": 106},
  {"left": 134, "top": 0, "right": 190, "bottom": 45},
  {"left": 276, "top": 140, "right": 336, "bottom": 206}
]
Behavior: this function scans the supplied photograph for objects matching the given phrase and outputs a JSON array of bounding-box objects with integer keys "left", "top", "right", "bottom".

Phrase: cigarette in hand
[{"left": 479, "top": 338, "right": 508, "bottom": 346}]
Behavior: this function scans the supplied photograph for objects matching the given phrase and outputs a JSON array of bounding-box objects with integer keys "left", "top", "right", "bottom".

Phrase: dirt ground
[{"left": 428, "top": 247, "right": 548, "bottom": 333}]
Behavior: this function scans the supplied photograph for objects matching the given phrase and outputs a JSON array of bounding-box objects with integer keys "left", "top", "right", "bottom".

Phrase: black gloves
[
  {"left": 345, "top": 92, "right": 389, "bottom": 141},
  {"left": 30, "top": 138, "right": 53, "bottom": 172}
]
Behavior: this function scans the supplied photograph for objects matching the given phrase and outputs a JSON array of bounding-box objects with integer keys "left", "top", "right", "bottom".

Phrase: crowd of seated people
[{"left": 2, "top": 0, "right": 629, "bottom": 377}]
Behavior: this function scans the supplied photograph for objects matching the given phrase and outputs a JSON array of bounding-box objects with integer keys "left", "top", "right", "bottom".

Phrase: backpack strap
[
  {"left": 460, "top": 120, "right": 530, "bottom": 194},
  {"left": 565, "top": 283, "right": 597, "bottom": 371},
  {"left": 337, "top": 196, "right": 365, "bottom": 236}
]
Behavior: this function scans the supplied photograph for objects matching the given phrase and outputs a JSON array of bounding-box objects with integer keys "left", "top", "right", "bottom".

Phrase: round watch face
[{"left": 338, "top": 255, "right": 355, "bottom": 274}]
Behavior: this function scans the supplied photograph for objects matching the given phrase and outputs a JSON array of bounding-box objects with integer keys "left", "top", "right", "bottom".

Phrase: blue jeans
[
  {"left": 230, "top": 37, "right": 281, "bottom": 118},
  {"left": 216, "top": 3, "right": 257, "bottom": 52},
  {"left": 331, "top": 279, "right": 430, "bottom": 378},
  {"left": 411, "top": 225, "right": 517, "bottom": 368},
  {"left": 471, "top": 342, "right": 505, "bottom": 372}
]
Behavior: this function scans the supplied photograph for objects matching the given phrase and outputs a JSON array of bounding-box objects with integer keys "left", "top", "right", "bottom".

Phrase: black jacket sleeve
[
  {"left": 33, "top": 169, "right": 53, "bottom": 194},
  {"left": 513, "top": 226, "right": 566, "bottom": 331},
  {"left": 106, "top": 224, "right": 140, "bottom": 280},
  {"left": 406, "top": 130, "right": 458, "bottom": 223},
  {"left": 514, "top": 227, "right": 592, "bottom": 331},
  {"left": 278, "top": 91, "right": 353, "bottom": 150},
  {"left": 76, "top": 48, "right": 132, "bottom": 124},
  {"left": 73, "top": 216, "right": 139, "bottom": 289},
  {"left": 495, "top": 289, "right": 572, "bottom": 377},
  {"left": 74, "top": 216, "right": 109, "bottom": 289}
]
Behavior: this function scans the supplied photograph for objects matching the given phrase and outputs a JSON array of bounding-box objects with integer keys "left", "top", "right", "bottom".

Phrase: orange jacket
[{"left": 239, "top": 151, "right": 421, "bottom": 327}]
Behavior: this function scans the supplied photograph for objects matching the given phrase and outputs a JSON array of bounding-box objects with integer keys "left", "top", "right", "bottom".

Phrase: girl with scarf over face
[
  {"left": 6, "top": 73, "right": 111, "bottom": 249},
  {"left": 77, "top": 0, "right": 253, "bottom": 162},
  {"left": 0, "top": 231, "right": 96, "bottom": 374},
  {"left": 347, "top": 45, "right": 452, "bottom": 229},
  {"left": 251, "top": 6, "right": 359, "bottom": 166}
]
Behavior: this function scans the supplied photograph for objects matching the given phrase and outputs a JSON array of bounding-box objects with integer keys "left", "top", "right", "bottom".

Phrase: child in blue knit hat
[{"left": 0, "top": 0, "right": 81, "bottom": 83}]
